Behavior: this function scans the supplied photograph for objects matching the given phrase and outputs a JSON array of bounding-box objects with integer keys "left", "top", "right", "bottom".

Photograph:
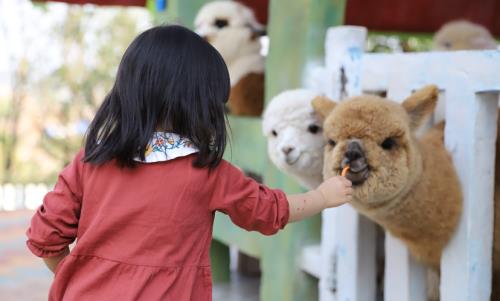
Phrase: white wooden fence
[
  {"left": 0, "top": 184, "right": 50, "bottom": 211},
  {"left": 300, "top": 25, "right": 500, "bottom": 301}
]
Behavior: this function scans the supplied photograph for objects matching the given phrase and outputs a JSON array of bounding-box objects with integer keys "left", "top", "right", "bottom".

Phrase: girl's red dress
[{"left": 26, "top": 151, "right": 289, "bottom": 300}]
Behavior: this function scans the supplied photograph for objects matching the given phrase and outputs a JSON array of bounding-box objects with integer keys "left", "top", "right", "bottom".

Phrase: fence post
[
  {"left": 384, "top": 234, "right": 427, "bottom": 301},
  {"left": 441, "top": 88, "right": 499, "bottom": 301},
  {"left": 320, "top": 25, "right": 377, "bottom": 301},
  {"left": 380, "top": 83, "right": 428, "bottom": 301}
]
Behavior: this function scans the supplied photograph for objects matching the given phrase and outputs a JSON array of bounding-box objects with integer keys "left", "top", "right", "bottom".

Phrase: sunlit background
[{"left": 1, "top": 0, "right": 499, "bottom": 300}]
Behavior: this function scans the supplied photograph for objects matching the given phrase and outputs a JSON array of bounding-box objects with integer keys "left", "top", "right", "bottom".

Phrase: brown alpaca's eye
[
  {"left": 328, "top": 139, "right": 336, "bottom": 147},
  {"left": 381, "top": 137, "right": 397, "bottom": 150},
  {"left": 271, "top": 130, "right": 278, "bottom": 137},
  {"left": 214, "top": 18, "right": 229, "bottom": 29},
  {"left": 307, "top": 124, "right": 321, "bottom": 134}
]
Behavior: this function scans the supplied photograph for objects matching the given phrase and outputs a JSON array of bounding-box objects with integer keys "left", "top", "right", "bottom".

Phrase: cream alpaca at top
[
  {"left": 262, "top": 90, "right": 326, "bottom": 189},
  {"left": 195, "top": 1, "right": 265, "bottom": 116}
]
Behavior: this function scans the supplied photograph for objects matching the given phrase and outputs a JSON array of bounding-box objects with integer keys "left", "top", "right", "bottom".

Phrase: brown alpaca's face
[
  {"left": 321, "top": 96, "right": 417, "bottom": 207},
  {"left": 312, "top": 86, "right": 438, "bottom": 208}
]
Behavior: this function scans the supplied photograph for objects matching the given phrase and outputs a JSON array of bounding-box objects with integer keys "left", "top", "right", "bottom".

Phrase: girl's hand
[
  {"left": 287, "top": 176, "right": 352, "bottom": 223},
  {"left": 316, "top": 176, "right": 353, "bottom": 208}
]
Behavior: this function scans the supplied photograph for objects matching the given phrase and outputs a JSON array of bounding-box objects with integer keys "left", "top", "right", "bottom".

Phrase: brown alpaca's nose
[{"left": 344, "top": 141, "right": 364, "bottom": 163}]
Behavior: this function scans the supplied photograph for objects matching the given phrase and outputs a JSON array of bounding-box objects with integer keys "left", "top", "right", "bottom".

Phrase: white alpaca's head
[
  {"left": 262, "top": 89, "right": 326, "bottom": 189},
  {"left": 194, "top": 1, "right": 264, "bottom": 66}
]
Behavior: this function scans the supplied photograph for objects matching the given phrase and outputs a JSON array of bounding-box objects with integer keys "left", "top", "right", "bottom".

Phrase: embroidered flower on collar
[{"left": 135, "top": 132, "right": 198, "bottom": 163}]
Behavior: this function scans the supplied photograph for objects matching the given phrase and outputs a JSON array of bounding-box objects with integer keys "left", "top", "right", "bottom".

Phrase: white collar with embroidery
[{"left": 134, "top": 132, "right": 198, "bottom": 163}]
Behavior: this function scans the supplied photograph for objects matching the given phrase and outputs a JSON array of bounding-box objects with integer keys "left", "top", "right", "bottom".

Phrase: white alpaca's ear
[
  {"left": 311, "top": 95, "right": 336, "bottom": 120},
  {"left": 237, "top": 4, "right": 265, "bottom": 37},
  {"left": 402, "top": 85, "right": 438, "bottom": 130}
]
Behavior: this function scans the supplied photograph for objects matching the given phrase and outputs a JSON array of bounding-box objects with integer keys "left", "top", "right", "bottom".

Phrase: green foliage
[{"left": 367, "top": 31, "right": 433, "bottom": 53}]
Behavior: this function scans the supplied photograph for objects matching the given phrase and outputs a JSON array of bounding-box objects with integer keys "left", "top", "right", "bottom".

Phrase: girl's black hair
[{"left": 84, "top": 25, "right": 230, "bottom": 169}]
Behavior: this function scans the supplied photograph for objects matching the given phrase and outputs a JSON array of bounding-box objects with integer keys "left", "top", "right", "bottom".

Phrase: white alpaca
[{"left": 262, "top": 89, "right": 326, "bottom": 189}]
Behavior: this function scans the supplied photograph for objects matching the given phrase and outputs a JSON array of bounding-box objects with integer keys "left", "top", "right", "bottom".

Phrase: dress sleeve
[
  {"left": 209, "top": 161, "right": 289, "bottom": 235},
  {"left": 26, "top": 150, "right": 85, "bottom": 258}
]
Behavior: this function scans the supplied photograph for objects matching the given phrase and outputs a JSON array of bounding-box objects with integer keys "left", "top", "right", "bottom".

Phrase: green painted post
[
  {"left": 257, "top": 1, "right": 345, "bottom": 300},
  {"left": 165, "top": 0, "right": 209, "bottom": 28},
  {"left": 265, "top": 0, "right": 346, "bottom": 100},
  {"left": 210, "top": 239, "right": 231, "bottom": 282}
]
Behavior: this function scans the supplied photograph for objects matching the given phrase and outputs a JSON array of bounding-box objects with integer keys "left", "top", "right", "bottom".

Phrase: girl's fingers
[{"left": 345, "top": 187, "right": 353, "bottom": 195}]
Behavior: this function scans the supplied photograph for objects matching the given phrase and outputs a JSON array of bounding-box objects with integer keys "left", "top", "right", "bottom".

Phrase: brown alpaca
[
  {"left": 433, "top": 20, "right": 497, "bottom": 51},
  {"left": 228, "top": 72, "right": 264, "bottom": 116},
  {"left": 312, "top": 85, "right": 463, "bottom": 267}
]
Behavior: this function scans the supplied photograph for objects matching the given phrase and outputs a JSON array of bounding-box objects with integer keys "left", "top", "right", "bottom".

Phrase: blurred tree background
[{"left": 0, "top": 1, "right": 151, "bottom": 184}]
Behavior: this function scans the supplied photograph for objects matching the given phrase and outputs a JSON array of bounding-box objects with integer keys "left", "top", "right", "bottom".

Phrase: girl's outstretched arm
[
  {"left": 210, "top": 161, "right": 352, "bottom": 235},
  {"left": 287, "top": 176, "right": 352, "bottom": 222},
  {"left": 43, "top": 247, "right": 70, "bottom": 273}
]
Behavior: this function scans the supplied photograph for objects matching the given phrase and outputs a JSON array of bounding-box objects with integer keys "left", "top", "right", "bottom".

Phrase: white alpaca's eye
[
  {"left": 307, "top": 124, "right": 321, "bottom": 134},
  {"left": 214, "top": 18, "right": 229, "bottom": 29},
  {"left": 271, "top": 130, "right": 278, "bottom": 137}
]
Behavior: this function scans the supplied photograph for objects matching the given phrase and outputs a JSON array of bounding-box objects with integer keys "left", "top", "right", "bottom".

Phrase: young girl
[{"left": 26, "top": 25, "right": 352, "bottom": 300}]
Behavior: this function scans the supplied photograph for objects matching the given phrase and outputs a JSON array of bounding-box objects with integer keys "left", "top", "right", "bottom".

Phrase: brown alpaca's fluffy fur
[
  {"left": 313, "top": 86, "right": 463, "bottom": 267},
  {"left": 228, "top": 72, "right": 264, "bottom": 116}
]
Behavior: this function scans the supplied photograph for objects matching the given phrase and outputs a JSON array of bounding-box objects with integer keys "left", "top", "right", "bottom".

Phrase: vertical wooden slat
[
  {"left": 319, "top": 208, "right": 338, "bottom": 301},
  {"left": 382, "top": 83, "right": 427, "bottom": 301},
  {"left": 321, "top": 26, "right": 377, "bottom": 301},
  {"left": 2, "top": 184, "right": 15, "bottom": 211},
  {"left": 164, "top": 0, "right": 209, "bottom": 28},
  {"left": 441, "top": 89, "right": 499, "bottom": 301},
  {"left": 384, "top": 234, "right": 427, "bottom": 301},
  {"left": 0, "top": 185, "right": 3, "bottom": 211},
  {"left": 332, "top": 206, "right": 377, "bottom": 301}
]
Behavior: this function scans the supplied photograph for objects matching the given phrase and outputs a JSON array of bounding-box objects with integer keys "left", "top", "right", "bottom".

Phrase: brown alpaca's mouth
[
  {"left": 339, "top": 164, "right": 370, "bottom": 186},
  {"left": 340, "top": 140, "right": 370, "bottom": 186}
]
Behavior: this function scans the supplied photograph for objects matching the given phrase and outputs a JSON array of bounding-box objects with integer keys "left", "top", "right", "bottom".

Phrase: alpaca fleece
[
  {"left": 262, "top": 89, "right": 326, "bottom": 189},
  {"left": 313, "top": 85, "right": 462, "bottom": 267}
]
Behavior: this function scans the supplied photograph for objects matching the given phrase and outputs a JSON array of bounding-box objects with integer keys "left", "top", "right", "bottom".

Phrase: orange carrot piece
[{"left": 341, "top": 166, "right": 350, "bottom": 177}]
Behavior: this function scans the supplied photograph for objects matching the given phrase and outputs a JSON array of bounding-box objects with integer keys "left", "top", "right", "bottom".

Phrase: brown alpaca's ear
[
  {"left": 402, "top": 85, "right": 439, "bottom": 130},
  {"left": 312, "top": 95, "right": 336, "bottom": 120}
]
